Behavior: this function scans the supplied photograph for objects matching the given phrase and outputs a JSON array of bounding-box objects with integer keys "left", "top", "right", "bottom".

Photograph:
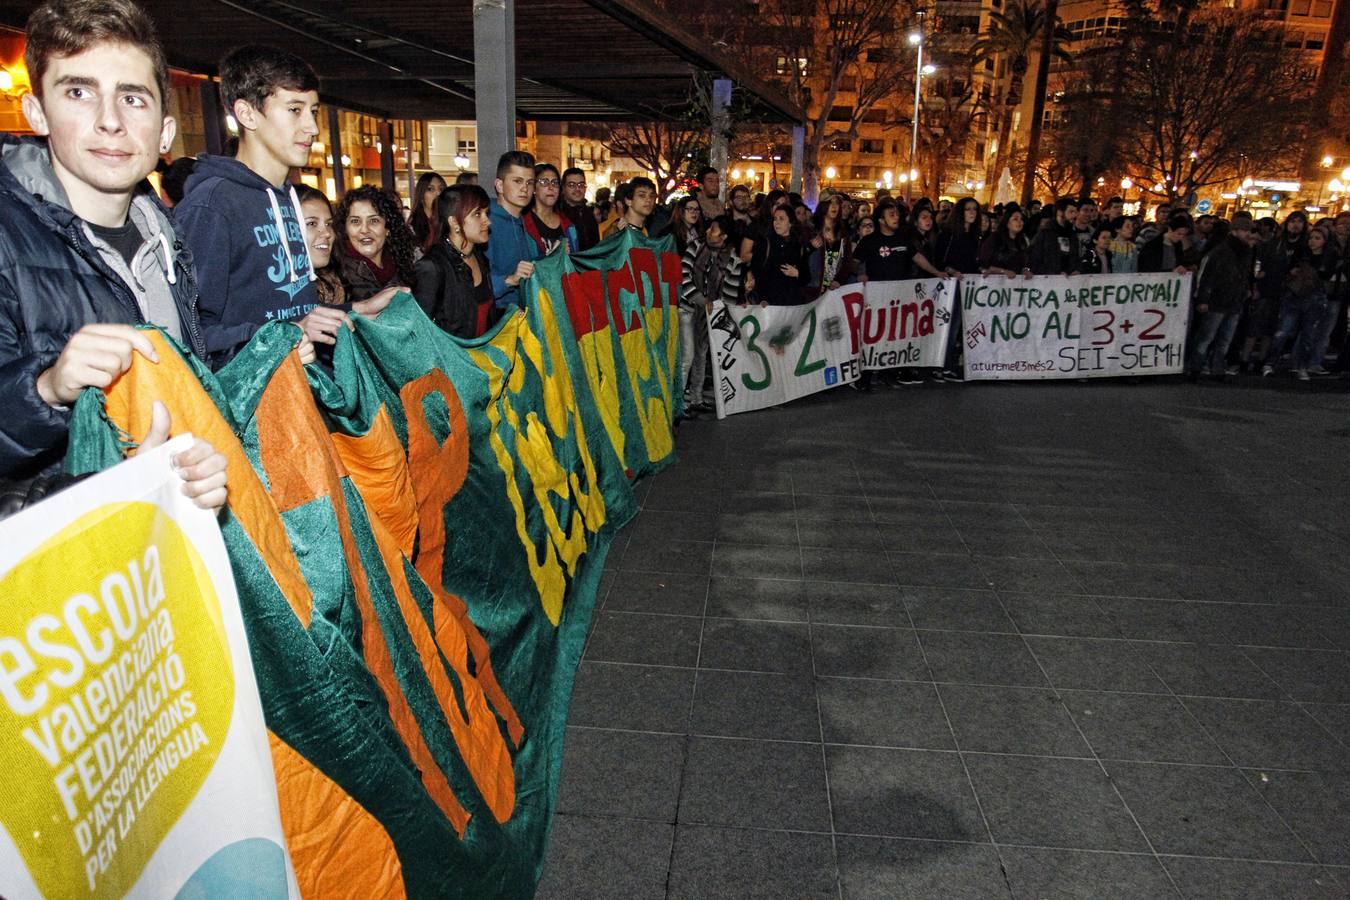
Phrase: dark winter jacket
[
  {"left": 176, "top": 154, "right": 318, "bottom": 367},
  {"left": 1028, "top": 219, "right": 1078, "bottom": 275},
  {"left": 0, "top": 135, "right": 204, "bottom": 479},
  {"left": 413, "top": 244, "right": 498, "bottom": 338},
  {"left": 1138, "top": 234, "right": 1197, "bottom": 274},
  {"left": 1195, "top": 233, "right": 1254, "bottom": 314},
  {"left": 935, "top": 229, "right": 983, "bottom": 275},
  {"left": 749, "top": 232, "right": 812, "bottom": 305},
  {"left": 978, "top": 232, "right": 1029, "bottom": 273},
  {"left": 559, "top": 200, "right": 600, "bottom": 251}
]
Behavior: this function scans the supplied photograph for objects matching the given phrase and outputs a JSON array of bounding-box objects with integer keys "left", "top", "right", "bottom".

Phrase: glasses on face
[
  {"left": 537, "top": 178, "right": 560, "bottom": 188},
  {"left": 683, "top": 205, "right": 700, "bottom": 216},
  {"left": 564, "top": 181, "right": 586, "bottom": 190}
]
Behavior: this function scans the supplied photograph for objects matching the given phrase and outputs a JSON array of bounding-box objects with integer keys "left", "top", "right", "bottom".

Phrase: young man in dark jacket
[
  {"left": 1188, "top": 220, "right": 1257, "bottom": 377},
  {"left": 0, "top": 0, "right": 225, "bottom": 507},
  {"left": 1138, "top": 212, "right": 1197, "bottom": 274},
  {"left": 559, "top": 167, "right": 600, "bottom": 251},
  {"left": 1028, "top": 197, "right": 1079, "bottom": 275}
]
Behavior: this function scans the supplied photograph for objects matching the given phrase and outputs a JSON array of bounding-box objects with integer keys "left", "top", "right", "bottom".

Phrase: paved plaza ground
[{"left": 538, "top": 377, "right": 1350, "bottom": 899}]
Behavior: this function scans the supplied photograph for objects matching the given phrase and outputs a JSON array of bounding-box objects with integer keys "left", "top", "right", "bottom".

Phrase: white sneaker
[
  {"left": 1261, "top": 365, "right": 1274, "bottom": 377},
  {"left": 1308, "top": 365, "right": 1329, "bottom": 376},
  {"left": 1296, "top": 368, "right": 1310, "bottom": 382}
]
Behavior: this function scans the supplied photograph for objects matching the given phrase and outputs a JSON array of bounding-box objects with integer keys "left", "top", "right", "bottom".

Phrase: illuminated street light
[
  {"left": 921, "top": 63, "right": 937, "bottom": 75},
  {"left": 825, "top": 166, "right": 837, "bottom": 179},
  {"left": 910, "top": 168, "right": 919, "bottom": 181},
  {"left": 453, "top": 153, "right": 471, "bottom": 169},
  {"left": 731, "top": 168, "right": 742, "bottom": 180},
  {"left": 1341, "top": 167, "right": 1350, "bottom": 182},
  {"left": 1120, "top": 177, "right": 1133, "bottom": 189},
  {"left": 908, "top": 31, "right": 922, "bottom": 44},
  {"left": 746, "top": 168, "right": 756, "bottom": 178},
  {"left": 1322, "top": 155, "right": 1335, "bottom": 167},
  {"left": 883, "top": 170, "right": 893, "bottom": 181}
]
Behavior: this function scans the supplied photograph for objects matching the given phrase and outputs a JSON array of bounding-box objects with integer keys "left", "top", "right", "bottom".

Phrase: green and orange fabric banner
[{"left": 62, "top": 232, "right": 680, "bottom": 898}]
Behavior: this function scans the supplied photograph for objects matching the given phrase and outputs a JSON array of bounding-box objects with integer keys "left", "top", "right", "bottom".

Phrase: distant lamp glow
[
  {"left": 732, "top": 168, "right": 742, "bottom": 180},
  {"left": 1153, "top": 183, "right": 1164, "bottom": 192},
  {"left": 908, "top": 31, "right": 923, "bottom": 44},
  {"left": 909, "top": 168, "right": 918, "bottom": 181},
  {"left": 921, "top": 63, "right": 937, "bottom": 75},
  {"left": 883, "top": 170, "right": 894, "bottom": 181},
  {"left": 1341, "top": 167, "right": 1350, "bottom": 182},
  {"left": 1120, "top": 177, "right": 1133, "bottom": 189},
  {"left": 1332, "top": 179, "right": 1346, "bottom": 192},
  {"left": 340, "top": 154, "right": 351, "bottom": 167},
  {"left": 825, "top": 166, "right": 837, "bottom": 179},
  {"left": 746, "top": 168, "right": 756, "bottom": 178},
  {"left": 453, "top": 153, "right": 470, "bottom": 169},
  {"left": 898, "top": 174, "right": 909, "bottom": 184},
  {"left": 1188, "top": 151, "right": 1198, "bottom": 160},
  {"left": 1322, "top": 155, "right": 1335, "bottom": 167},
  {"left": 976, "top": 181, "right": 985, "bottom": 189},
  {"left": 875, "top": 181, "right": 883, "bottom": 189}
]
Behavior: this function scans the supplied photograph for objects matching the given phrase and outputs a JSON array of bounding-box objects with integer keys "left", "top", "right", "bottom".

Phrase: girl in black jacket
[
  {"left": 747, "top": 206, "right": 812, "bottom": 306},
  {"left": 979, "top": 208, "right": 1031, "bottom": 275},
  {"left": 413, "top": 185, "right": 500, "bottom": 338}
]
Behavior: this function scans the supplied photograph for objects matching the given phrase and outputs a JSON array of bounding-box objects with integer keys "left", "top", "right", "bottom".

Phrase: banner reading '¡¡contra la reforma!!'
[
  {"left": 708, "top": 278, "right": 956, "bottom": 417},
  {"left": 961, "top": 271, "right": 1192, "bottom": 380}
]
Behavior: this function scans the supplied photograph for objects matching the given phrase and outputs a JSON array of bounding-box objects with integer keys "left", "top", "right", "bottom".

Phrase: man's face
[
  {"left": 881, "top": 207, "right": 900, "bottom": 232},
  {"left": 496, "top": 164, "right": 535, "bottom": 210},
  {"left": 731, "top": 189, "right": 749, "bottom": 212},
  {"left": 240, "top": 87, "right": 320, "bottom": 169},
  {"left": 1061, "top": 204, "right": 1078, "bottom": 225},
  {"left": 1196, "top": 217, "right": 1214, "bottom": 235},
  {"left": 1237, "top": 227, "right": 1259, "bottom": 248},
  {"left": 1287, "top": 216, "right": 1305, "bottom": 235},
  {"left": 702, "top": 171, "right": 720, "bottom": 198},
  {"left": 706, "top": 222, "right": 726, "bottom": 249},
  {"left": 24, "top": 41, "right": 175, "bottom": 199},
  {"left": 1335, "top": 215, "right": 1350, "bottom": 241},
  {"left": 563, "top": 172, "right": 587, "bottom": 204},
  {"left": 1104, "top": 200, "right": 1123, "bottom": 219},
  {"left": 631, "top": 186, "right": 656, "bottom": 217},
  {"left": 1077, "top": 205, "right": 1097, "bottom": 227}
]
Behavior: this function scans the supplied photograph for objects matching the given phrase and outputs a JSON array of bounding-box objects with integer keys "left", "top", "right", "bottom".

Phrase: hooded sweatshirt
[{"left": 175, "top": 155, "right": 317, "bottom": 367}]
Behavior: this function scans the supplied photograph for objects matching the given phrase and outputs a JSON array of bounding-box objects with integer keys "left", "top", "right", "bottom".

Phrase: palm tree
[{"left": 972, "top": 0, "right": 1072, "bottom": 189}]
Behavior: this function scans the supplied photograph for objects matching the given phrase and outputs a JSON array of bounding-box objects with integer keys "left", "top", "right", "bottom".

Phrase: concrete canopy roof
[{"left": 0, "top": 0, "right": 802, "bottom": 123}]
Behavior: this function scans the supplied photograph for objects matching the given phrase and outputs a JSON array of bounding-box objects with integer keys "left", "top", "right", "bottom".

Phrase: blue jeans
[
  {"left": 1187, "top": 310, "right": 1242, "bottom": 374},
  {"left": 1263, "top": 293, "right": 1328, "bottom": 370}
]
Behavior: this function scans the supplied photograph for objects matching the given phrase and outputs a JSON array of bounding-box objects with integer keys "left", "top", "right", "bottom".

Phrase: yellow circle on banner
[{"left": 0, "top": 501, "right": 234, "bottom": 897}]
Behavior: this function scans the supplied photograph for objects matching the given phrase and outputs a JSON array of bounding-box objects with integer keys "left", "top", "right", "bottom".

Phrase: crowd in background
[{"left": 6, "top": 0, "right": 1349, "bottom": 523}]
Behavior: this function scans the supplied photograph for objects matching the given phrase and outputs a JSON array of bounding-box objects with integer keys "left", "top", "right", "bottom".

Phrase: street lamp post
[{"left": 908, "top": 15, "right": 924, "bottom": 203}]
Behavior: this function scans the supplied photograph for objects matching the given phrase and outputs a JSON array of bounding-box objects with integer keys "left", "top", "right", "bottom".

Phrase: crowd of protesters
[
  {"left": 655, "top": 176, "right": 1350, "bottom": 407},
  {"left": 3, "top": 0, "right": 1348, "bottom": 517}
]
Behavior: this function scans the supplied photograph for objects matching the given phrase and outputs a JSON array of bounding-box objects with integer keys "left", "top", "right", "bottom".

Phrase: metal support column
[
  {"left": 379, "top": 120, "right": 395, "bottom": 192},
  {"left": 405, "top": 120, "right": 417, "bottom": 201},
  {"left": 474, "top": 0, "right": 517, "bottom": 199},
  {"left": 790, "top": 124, "right": 805, "bottom": 197},
  {"left": 200, "top": 81, "right": 226, "bottom": 156},
  {"left": 327, "top": 105, "right": 345, "bottom": 197},
  {"left": 710, "top": 78, "right": 732, "bottom": 200}
]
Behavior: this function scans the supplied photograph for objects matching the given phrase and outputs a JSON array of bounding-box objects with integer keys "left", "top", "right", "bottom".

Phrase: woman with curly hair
[{"left": 336, "top": 186, "right": 418, "bottom": 301}]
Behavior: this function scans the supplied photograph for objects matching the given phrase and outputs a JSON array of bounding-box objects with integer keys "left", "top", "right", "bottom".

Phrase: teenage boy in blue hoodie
[
  {"left": 177, "top": 46, "right": 344, "bottom": 368},
  {"left": 487, "top": 150, "right": 542, "bottom": 310}
]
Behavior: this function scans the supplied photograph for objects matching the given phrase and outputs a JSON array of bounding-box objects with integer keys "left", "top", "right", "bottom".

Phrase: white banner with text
[
  {"left": 0, "top": 437, "right": 297, "bottom": 900},
  {"left": 960, "top": 272, "right": 1192, "bottom": 380}
]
